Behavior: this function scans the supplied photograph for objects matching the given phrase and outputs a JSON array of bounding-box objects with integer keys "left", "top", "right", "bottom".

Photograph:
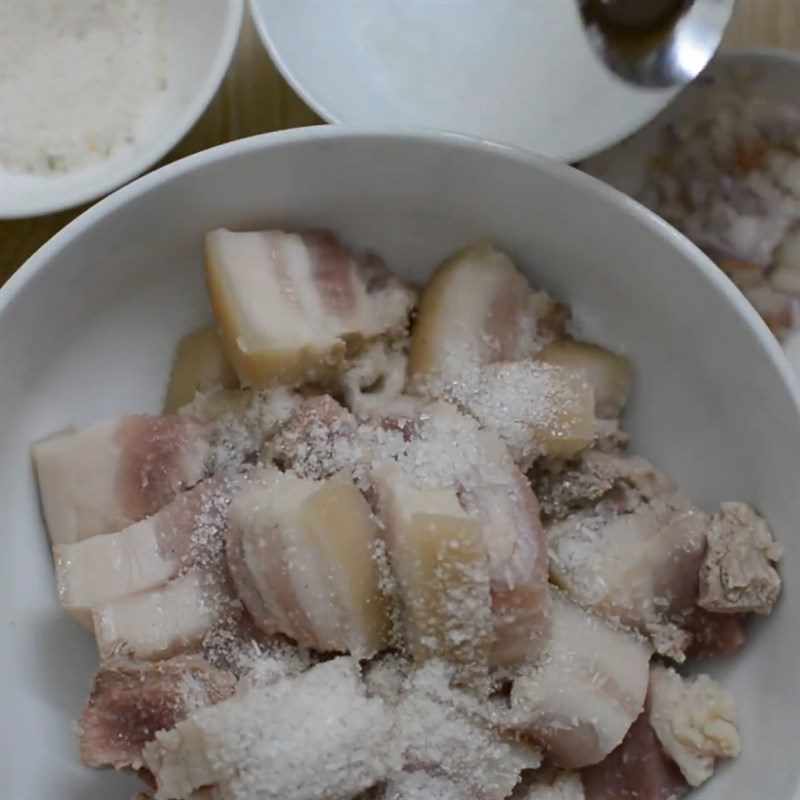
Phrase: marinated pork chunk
[
  {"left": 372, "top": 466, "right": 493, "bottom": 682},
  {"left": 648, "top": 667, "right": 741, "bottom": 787},
  {"left": 536, "top": 340, "right": 632, "bottom": 420},
  {"left": 514, "top": 770, "right": 585, "bottom": 799},
  {"left": 179, "top": 386, "right": 299, "bottom": 473},
  {"left": 408, "top": 241, "right": 565, "bottom": 385},
  {"left": 375, "top": 401, "right": 551, "bottom": 667},
  {"left": 422, "top": 360, "right": 596, "bottom": 466},
  {"left": 93, "top": 570, "right": 231, "bottom": 660},
  {"left": 78, "top": 656, "right": 234, "bottom": 770},
  {"left": 581, "top": 704, "right": 689, "bottom": 800},
  {"left": 698, "top": 502, "right": 782, "bottom": 614},
  {"left": 364, "top": 651, "right": 542, "bottom": 799},
  {"left": 406, "top": 242, "right": 589, "bottom": 463},
  {"left": 206, "top": 229, "right": 414, "bottom": 389},
  {"left": 143, "top": 658, "right": 398, "bottom": 800},
  {"left": 509, "top": 592, "right": 651, "bottom": 769},
  {"left": 164, "top": 327, "right": 239, "bottom": 413},
  {"left": 267, "top": 396, "right": 549, "bottom": 671},
  {"left": 33, "top": 415, "right": 209, "bottom": 546},
  {"left": 547, "top": 493, "right": 709, "bottom": 660},
  {"left": 226, "top": 469, "right": 390, "bottom": 656},
  {"left": 384, "top": 773, "right": 465, "bottom": 800},
  {"left": 460, "top": 461, "right": 551, "bottom": 667},
  {"left": 537, "top": 451, "right": 749, "bottom": 658},
  {"left": 534, "top": 449, "right": 673, "bottom": 521},
  {"left": 55, "top": 476, "right": 234, "bottom": 625},
  {"left": 391, "top": 660, "right": 542, "bottom": 800},
  {"left": 265, "top": 394, "right": 361, "bottom": 480}
]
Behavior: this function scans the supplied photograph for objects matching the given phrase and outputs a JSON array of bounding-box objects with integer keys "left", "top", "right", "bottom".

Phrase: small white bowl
[
  {"left": 0, "top": 128, "right": 797, "bottom": 799},
  {"left": 0, "top": 0, "right": 243, "bottom": 219}
]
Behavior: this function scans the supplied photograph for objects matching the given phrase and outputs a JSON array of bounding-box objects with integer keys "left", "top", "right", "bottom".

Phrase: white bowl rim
[
  {"left": 248, "top": 0, "right": 342, "bottom": 128},
  {"left": 0, "top": 0, "right": 245, "bottom": 220},
  {"left": 1, "top": 124, "right": 797, "bottom": 413}
]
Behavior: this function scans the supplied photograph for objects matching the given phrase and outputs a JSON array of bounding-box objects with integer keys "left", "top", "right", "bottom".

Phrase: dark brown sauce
[{"left": 581, "top": 0, "right": 693, "bottom": 56}]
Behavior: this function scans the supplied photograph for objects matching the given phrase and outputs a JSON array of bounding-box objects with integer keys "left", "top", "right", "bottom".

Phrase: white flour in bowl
[{"left": 0, "top": 0, "right": 168, "bottom": 175}]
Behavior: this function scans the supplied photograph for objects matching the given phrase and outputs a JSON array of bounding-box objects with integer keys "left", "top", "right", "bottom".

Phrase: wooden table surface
[{"left": 2, "top": 0, "right": 798, "bottom": 284}]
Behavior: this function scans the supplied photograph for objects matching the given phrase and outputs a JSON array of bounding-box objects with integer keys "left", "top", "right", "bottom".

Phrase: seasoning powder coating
[{"left": 0, "top": 0, "right": 168, "bottom": 175}]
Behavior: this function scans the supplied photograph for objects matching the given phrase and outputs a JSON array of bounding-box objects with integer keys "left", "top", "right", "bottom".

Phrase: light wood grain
[{"left": 2, "top": 1, "right": 797, "bottom": 284}]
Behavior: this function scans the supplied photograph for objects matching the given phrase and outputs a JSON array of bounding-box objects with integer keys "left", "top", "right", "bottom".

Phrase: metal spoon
[{"left": 578, "top": 0, "right": 736, "bottom": 88}]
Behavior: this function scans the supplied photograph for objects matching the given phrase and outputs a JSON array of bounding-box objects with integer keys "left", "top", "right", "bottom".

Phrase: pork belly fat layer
[{"left": 33, "top": 415, "right": 209, "bottom": 546}]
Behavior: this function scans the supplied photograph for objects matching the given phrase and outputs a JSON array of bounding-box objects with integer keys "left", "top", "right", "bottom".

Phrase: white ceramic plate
[
  {"left": 581, "top": 49, "right": 800, "bottom": 374},
  {"left": 0, "top": 0, "right": 243, "bottom": 219},
  {"left": 248, "top": 0, "right": 680, "bottom": 161},
  {"left": 1, "top": 128, "right": 798, "bottom": 799}
]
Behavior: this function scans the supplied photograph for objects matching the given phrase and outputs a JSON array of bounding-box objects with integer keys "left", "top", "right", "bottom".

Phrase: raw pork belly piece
[
  {"left": 78, "top": 656, "right": 234, "bottom": 770},
  {"left": 509, "top": 591, "right": 651, "bottom": 769},
  {"left": 93, "top": 570, "right": 231, "bottom": 661},
  {"left": 547, "top": 494, "right": 709, "bottom": 659},
  {"left": 265, "top": 394, "right": 361, "bottom": 479},
  {"left": 408, "top": 241, "right": 565, "bottom": 385},
  {"left": 205, "top": 229, "right": 415, "bottom": 389},
  {"left": 423, "top": 360, "right": 597, "bottom": 466},
  {"left": 225, "top": 468, "right": 390, "bottom": 656},
  {"left": 534, "top": 450, "right": 674, "bottom": 522},
  {"left": 179, "top": 386, "right": 299, "bottom": 472},
  {"left": 376, "top": 401, "right": 552, "bottom": 667},
  {"left": 407, "top": 241, "right": 591, "bottom": 462},
  {"left": 536, "top": 339, "right": 632, "bottom": 420},
  {"left": 392, "top": 660, "right": 541, "bottom": 800},
  {"left": 32, "top": 415, "right": 209, "bottom": 545},
  {"left": 698, "top": 501, "right": 782, "bottom": 614},
  {"left": 143, "top": 658, "right": 398, "bottom": 800},
  {"left": 164, "top": 326, "right": 239, "bottom": 413},
  {"left": 372, "top": 465, "right": 493, "bottom": 682},
  {"left": 54, "top": 475, "right": 234, "bottom": 624},
  {"left": 460, "top": 457, "right": 551, "bottom": 666}
]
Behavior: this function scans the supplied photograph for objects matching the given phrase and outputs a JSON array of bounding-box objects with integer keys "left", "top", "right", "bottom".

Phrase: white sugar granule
[
  {"left": 146, "top": 657, "right": 399, "bottom": 800},
  {"left": 0, "top": 0, "right": 168, "bottom": 174},
  {"left": 394, "top": 661, "right": 540, "bottom": 800},
  {"left": 515, "top": 769, "right": 586, "bottom": 799},
  {"left": 234, "top": 639, "right": 313, "bottom": 693},
  {"left": 181, "top": 387, "right": 299, "bottom": 473},
  {"left": 421, "top": 360, "right": 592, "bottom": 469},
  {"left": 364, "top": 652, "right": 412, "bottom": 705},
  {"left": 385, "top": 772, "right": 465, "bottom": 800}
]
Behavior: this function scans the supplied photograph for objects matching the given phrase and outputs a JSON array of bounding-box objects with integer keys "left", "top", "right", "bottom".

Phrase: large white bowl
[
  {"left": 0, "top": 0, "right": 243, "bottom": 219},
  {"left": 0, "top": 128, "right": 797, "bottom": 799}
]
